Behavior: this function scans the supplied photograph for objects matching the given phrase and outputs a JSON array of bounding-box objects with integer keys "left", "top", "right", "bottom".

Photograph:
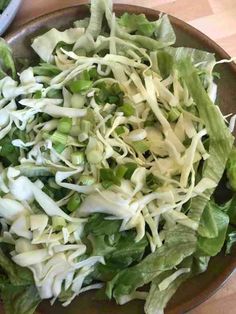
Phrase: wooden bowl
[{"left": 5, "top": 4, "right": 236, "bottom": 314}]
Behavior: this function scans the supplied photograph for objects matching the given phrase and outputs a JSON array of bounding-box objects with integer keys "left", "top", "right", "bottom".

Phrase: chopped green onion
[
  {"left": 71, "top": 94, "right": 85, "bottom": 108},
  {"left": 67, "top": 193, "right": 81, "bottom": 212},
  {"left": 68, "top": 80, "right": 93, "bottom": 93},
  {"left": 54, "top": 143, "right": 65, "bottom": 153},
  {"left": 52, "top": 216, "right": 66, "bottom": 231},
  {"left": 119, "top": 103, "right": 135, "bottom": 117},
  {"left": 71, "top": 151, "right": 85, "bottom": 165},
  {"left": 168, "top": 107, "right": 181, "bottom": 122},
  {"left": 100, "top": 168, "right": 121, "bottom": 187},
  {"left": 132, "top": 140, "right": 149, "bottom": 153},
  {"left": 146, "top": 173, "right": 161, "bottom": 190},
  {"left": 79, "top": 175, "right": 96, "bottom": 186},
  {"left": 89, "top": 68, "right": 99, "bottom": 80},
  {"left": 124, "top": 163, "right": 138, "bottom": 179},
  {"left": 81, "top": 70, "right": 90, "bottom": 81},
  {"left": 51, "top": 131, "right": 68, "bottom": 145},
  {"left": 57, "top": 117, "right": 72, "bottom": 134},
  {"left": 47, "top": 89, "right": 62, "bottom": 99},
  {"left": 115, "top": 165, "right": 127, "bottom": 179},
  {"left": 115, "top": 126, "right": 125, "bottom": 136},
  {"left": 101, "top": 181, "right": 114, "bottom": 189},
  {"left": 33, "top": 90, "right": 42, "bottom": 99}
]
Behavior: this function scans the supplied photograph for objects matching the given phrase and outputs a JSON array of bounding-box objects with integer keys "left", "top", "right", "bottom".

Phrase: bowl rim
[
  {"left": 0, "top": 0, "right": 22, "bottom": 36},
  {"left": 4, "top": 3, "right": 236, "bottom": 313}
]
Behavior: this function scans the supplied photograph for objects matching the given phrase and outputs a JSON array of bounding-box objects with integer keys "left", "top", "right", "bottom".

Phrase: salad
[{"left": 0, "top": 0, "right": 236, "bottom": 313}]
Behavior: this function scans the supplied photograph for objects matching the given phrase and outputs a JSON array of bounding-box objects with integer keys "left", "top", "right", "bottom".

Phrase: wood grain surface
[{"left": 9, "top": 1, "right": 236, "bottom": 314}]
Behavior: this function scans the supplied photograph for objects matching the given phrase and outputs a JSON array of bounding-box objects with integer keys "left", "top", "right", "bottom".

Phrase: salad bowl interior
[{"left": 4, "top": 3, "right": 236, "bottom": 314}]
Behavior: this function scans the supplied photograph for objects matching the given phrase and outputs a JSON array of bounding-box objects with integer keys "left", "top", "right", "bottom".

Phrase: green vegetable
[
  {"left": 0, "top": 1, "right": 235, "bottom": 313},
  {"left": 119, "top": 103, "right": 135, "bottom": 117},
  {"left": 50, "top": 131, "right": 68, "bottom": 145},
  {"left": 1, "top": 285, "right": 40, "bottom": 314},
  {"left": 124, "top": 163, "right": 138, "bottom": 179},
  {"left": 226, "top": 148, "right": 236, "bottom": 191},
  {"left": 0, "top": 38, "right": 16, "bottom": 78},
  {"left": 84, "top": 214, "right": 121, "bottom": 236},
  {"left": 197, "top": 202, "right": 229, "bottom": 256},
  {"left": 226, "top": 230, "right": 236, "bottom": 254},
  {"left": 71, "top": 151, "right": 85, "bottom": 165},
  {"left": 67, "top": 193, "right": 82, "bottom": 212},
  {"left": 100, "top": 168, "right": 121, "bottom": 188},
  {"left": 68, "top": 80, "right": 93, "bottom": 93},
  {"left": 33, "top": 63, "right": 61, "bottom": 76},
  {"left": 57, "top": 117, "right": 72, "bottom": 134}
]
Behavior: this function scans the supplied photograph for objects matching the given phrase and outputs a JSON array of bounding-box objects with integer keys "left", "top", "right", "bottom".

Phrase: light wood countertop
[{"left": 9, "top": 1, "right": 236, "bottom": 313}]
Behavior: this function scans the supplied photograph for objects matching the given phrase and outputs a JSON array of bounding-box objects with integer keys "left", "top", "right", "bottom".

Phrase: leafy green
[
  {"left": 179, "top": 59, "right": 234, "bottom": 224},
  {"left": 107, "top": 225, "right": 196, "bottom": 300},
  {"left": 84, "top": 213, "right": 121, "bottom": 236},
  {"left": 119, "top": 13, "right": 155, "bottom": 36},
  {"left": 226, "top": 148, "right": 236, "bottom": 191},
  {"left": 212, "top": 195, "right": 236, "bottom": 225},
  {"left": 116, "top": 14, "right": 176, "bottom": 50},
  {"left": 1, "top": 285, "right": 40, "bottom": 314},
  {"left": 0, "top": 248, "right": 33, "bottom": 286},
  {"left": 144, "top": 270, "right": 189, "bottom": 314},
  {"left": 198, "top": 201, "right": 219, "bottom": 238},
  {"left": 192, "top": 256, "right": 210, "bottom": 275},
  {"left": 0, "top": 38, "right": 16, "bottom": 78},
  {"left": 197, "top": 204, "right": 229, "bottom": 256},
  {"left": 33, "top": 63, "right": 61, "bottom": 76},
  {"left": 226, "top": 230, "right": 236, "bottom": 254},
  {"left": 0, "top": 247, "right": 39, "bottom": 314},
  {"left": 144, "top": 257, "right": 193, "bottom": 314}
]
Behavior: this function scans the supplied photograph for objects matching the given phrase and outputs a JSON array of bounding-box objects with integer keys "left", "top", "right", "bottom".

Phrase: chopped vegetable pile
[{"left": 0, "top": 0, "right": 236, "bottom": 313}]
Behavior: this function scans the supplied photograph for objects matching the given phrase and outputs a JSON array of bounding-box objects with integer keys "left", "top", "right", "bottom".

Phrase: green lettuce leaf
[
  {"left": 0, "top": 247, "right": 33, "bottom": 286},
  {"left": 33, "top": 63, "right": 61, "bottom": 77},
  {"left": 226, "top": 230, "right": 236, "bottom": 254},
  {"left": 178, "top": 59, "right": 234, "bottom": 224},
  {"left": 0, "top": 38, "right": 16, "bottom": 78},
  {"left": 84, "top": 213, "right": 121, "bottom": 236},
  {"left": 198, "top": 201, "right": 219, "bottom": 238},
  {"left": 197, "top": 204, "right": 229, "bottom": 256},
  {"left": 144, "top": 257, "right": 192, "bottom": 314},
  {"left": 118, "top": 13, "right": 156, "bottom": 36},
  {"left": 226, "top": 148, "right": 236, "bottom": 191},
  {"left": 107, "top": 225, "right": 196, "bottom": 301},
  {"left": 116, "top": 14, "right": 176, "bottom": 50},
  {"left": 1, "top": 285, "right": 40, "bottom": 314}
]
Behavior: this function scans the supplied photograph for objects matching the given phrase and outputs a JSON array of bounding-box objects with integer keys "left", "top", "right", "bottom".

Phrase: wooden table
[{"left": 9, "top": 1, "right": 236, "bottom": 313}]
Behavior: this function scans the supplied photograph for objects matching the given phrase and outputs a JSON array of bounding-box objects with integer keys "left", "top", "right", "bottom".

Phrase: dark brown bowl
[{"left": 4, "top": 4, "right": 236, "bottom": 314}]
